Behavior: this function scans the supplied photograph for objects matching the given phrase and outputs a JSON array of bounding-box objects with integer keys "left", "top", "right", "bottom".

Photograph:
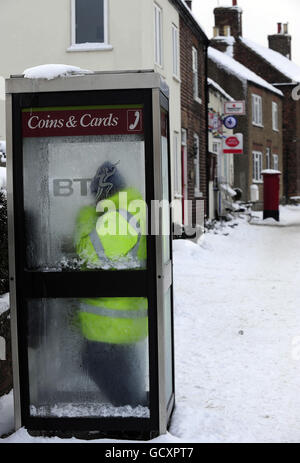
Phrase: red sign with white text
[
  {"left": 22, "top": 106, "right": 144, "bottom": 138},
  {"left": 223, "top": 133, "right": 243, "bottom": 154}
]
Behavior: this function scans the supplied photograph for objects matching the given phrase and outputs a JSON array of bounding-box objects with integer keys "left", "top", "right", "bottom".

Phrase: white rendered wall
[{"left": 0, "top": 0, "right": 181, "bottom": 220}]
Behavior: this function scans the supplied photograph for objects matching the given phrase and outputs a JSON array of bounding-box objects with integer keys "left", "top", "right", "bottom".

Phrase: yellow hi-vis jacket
[{"left": 75, "top": 188, "right": 148, "bottom": 344}]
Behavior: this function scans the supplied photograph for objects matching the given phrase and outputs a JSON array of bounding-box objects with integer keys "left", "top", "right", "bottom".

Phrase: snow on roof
[
  {"left": 208, "top": 77, "right": 234, "bottom": 101},
  {"left": 23, "top": 64, "right": 93, "bottom": 80},
  {"left": 180, "top": 0, "right": 208, "bottom": 40},
  {"left": 208, "top": 47, "right": 283, "bottom": 96},
  {"left": 240, "top": 37, "right": 300, "bottom": 83},
  {"left": 217, "top": 5, "right": 243, "bottom": 13},
  {"left": 213, "top": 36, "right": 236, "bottom": 58}
]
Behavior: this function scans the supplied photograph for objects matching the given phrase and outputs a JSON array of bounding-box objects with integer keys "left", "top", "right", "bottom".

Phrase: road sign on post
[
  {"left": 223, "top": 133, "right": 243, "bottom": 154},
  {"left": 224, "top": 101, "right": 245, "bottom": 116}
]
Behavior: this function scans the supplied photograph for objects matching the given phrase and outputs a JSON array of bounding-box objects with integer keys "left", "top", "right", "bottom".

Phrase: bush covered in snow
[{"left": 0, "top": 189, "right": 8, "bottom": 295}]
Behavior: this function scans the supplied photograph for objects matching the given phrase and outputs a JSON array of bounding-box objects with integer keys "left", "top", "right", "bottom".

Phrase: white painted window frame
[
  {"left": 193, "top": 133, "right": 201, "bottom": 197},
  {"left": 212, "top": 141, "right": 219, "bottom": 155},
  {"left": 69, "top": 0, "right": 112, "bottom": 52},
  {"left": 252, "top": 150, "right": 263, "bottom": 183},
  {"left": 192, "top": 47, "right": 202, "bottom": 104},
  {"left": 272, "top": 101, "right": 279, "bottom": 132},
  {"left": 172, "top": 23, "right": 179, "bottom": 79},
  {"left": 266, "top": 147, "right": 271, "bottom": 170},
  {"left": 252, "top": 94, "right": 263, "bottom": 127},
  {"left": 273, "top": 153, "right": 279, "bottom": 171},
  {"left": 173, "top": 131, "right": 181, "bottom": 197},
  {"left": 154, "top": 3, "right": 163, "bottom": 67}
]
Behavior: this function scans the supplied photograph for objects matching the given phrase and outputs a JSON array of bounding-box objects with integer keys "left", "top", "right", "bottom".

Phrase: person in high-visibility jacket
[{"left": 75, "top": 161, "right": 148, "bottom": 407}]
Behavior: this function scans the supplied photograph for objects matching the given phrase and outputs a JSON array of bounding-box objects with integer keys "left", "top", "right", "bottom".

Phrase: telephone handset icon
[{"left": 129, "top": 111, "right": 141, "bottom": 130}]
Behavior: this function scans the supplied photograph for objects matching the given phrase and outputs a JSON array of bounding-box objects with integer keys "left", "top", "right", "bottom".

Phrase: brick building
[
  {"left": 171, "top": 0, "right": 209, "bottom": 233},
  {"left": 207, "top": 78, "right": 235, "bottom": 220},
  {"left": 208, "top": 47, "right": 284, "bottom": 208},
  {"left": 211, "top": 0, "right": 300, "bottom": 201}
]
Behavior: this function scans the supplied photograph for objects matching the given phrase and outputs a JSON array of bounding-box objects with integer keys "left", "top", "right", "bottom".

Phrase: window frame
[
  {"left": 154, "top": 3, "right": 163, "bottom": 67},
  {"left": 272, "top": 101, "right": 279, "bottom": 132},
  {"left": 192, "top": 47, "right": 202, "bottom": 104},
  {"left": 172, "top": 24, "right": 179, "bottom": 79},
  {"left": 252, "top": 150, "right": 263, "bottom": 183},
  {"left": 266, "top": 147, "right": 271, "bottom": 170},
  {"left": 252, "top": 94, "right": 263, "bottom": 127},
  {"left": 273, "top": 153, "right": 279, "bottom": 171},
  {"left": 212, "top": 141, "right": 219, "bottom": 155},
  {"left": 193, "top": 133, "right": 201, "bottom": 197},
  {"left": 173, "top": 131, "right": 181, "bottom": 197},
  {"left": 70, "top": 0, "right": 111, "bottom": 51}
]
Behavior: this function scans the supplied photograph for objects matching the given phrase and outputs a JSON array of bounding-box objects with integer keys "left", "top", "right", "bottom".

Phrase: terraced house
[
  {"left": 211, "top": 0, "right": 300, "bottom": 202},
  {"left": 208, "top": 46, "right": 283, "bottom": 209}
]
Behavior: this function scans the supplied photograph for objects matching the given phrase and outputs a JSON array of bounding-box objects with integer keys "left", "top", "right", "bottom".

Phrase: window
[
  {"left": 154, "top": 3, "right": 163, "bottom": 67},
  {"left": 252, "top": 94, "right": 263, "bottom": 126},
  {"left": 181, "top": 128, "right": 187, "bottom": 147},
  {"left": 272, "top": 102, "right": 279, "bottom": 131},
  {"left": 193, "top": 133, "right": 201, "bottom": 195},
  {"left": 212, "top": 142, "right": 219, "bottom": 155},
  {"left": 192, "top": 47, "right": 201, "bottom": 103},
  {"left": 172, "top": 24, "right": 179, "bottom": 78},
  {"left": 72, "top": 0, "right": 108, "bottom": 47},
  {"left": 273, "top": 154, "right": 279, "bottom": 171},
  {"left": 173, "top": 132, "right": 181, "bottom": 196},
  {"left": 266, "top": 147, "right": 271, "bottom": 169},
  {"left": 253, "top": 151, "right": 263, "bottom": 182}
]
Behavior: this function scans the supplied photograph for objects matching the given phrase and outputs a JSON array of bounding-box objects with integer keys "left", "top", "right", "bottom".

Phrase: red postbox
[{"left": 262, "top": 170, "right": 281, "bottom": 221}]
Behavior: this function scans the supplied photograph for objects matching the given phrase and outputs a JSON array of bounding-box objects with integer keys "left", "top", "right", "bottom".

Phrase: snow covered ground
[
  {"left": 0, "top": 167, "right": 6, "bottom": 189},
  {"left": 1, "top": 205, "right": 300, "bottom": 443}
]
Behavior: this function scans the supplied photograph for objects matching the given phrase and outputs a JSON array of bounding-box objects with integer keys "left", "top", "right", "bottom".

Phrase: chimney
[
  {"left": 185, "top": 0, "right": 192, "bottom": 9},
  {"left": 268, "top": 23, "right": 292, "bottom": 60},
  {"left": 213, "top": 0, "right": 243, "bottom": 38}
]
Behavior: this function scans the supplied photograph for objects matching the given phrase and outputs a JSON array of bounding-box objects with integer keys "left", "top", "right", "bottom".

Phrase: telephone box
[{"left": 6, "top": 71, "right": 175, "bottom": 440}]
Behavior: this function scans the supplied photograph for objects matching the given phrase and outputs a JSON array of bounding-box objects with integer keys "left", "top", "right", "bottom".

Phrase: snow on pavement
[
  {"left": 171, "top": 205, "right": 300, "bottom": 443},
  {"left": 1, "top": 205, "right": 300, "bottom": 443}
]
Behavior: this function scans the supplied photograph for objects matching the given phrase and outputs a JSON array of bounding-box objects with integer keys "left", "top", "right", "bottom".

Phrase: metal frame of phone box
[{"left": 6, "top": 71, "right": 175, "bottom": 441}]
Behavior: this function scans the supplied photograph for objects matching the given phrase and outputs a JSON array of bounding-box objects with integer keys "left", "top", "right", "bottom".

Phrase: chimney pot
[
  {"left": 213, "top": 26, "right": 220, "bottom": 38},
  {"left": 214, "top": 2, "right": 243, "bottom": 38},
  {"left": 269, "top": 23, "right": 292, "bottom": 59}
]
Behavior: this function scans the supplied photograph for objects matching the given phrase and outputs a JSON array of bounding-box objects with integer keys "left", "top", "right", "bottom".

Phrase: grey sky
[{"left": 192, "top": 0, "right": 300, "bottom": 66}]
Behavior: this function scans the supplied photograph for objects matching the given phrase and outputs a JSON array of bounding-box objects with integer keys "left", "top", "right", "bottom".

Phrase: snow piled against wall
[{"left": 0, "top": 167, "right": 6, "bottom": 189}]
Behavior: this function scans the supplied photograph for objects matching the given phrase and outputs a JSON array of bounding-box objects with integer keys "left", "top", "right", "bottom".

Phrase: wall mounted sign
[
  {"left": 208, "top": 111, "right": 223, "bottom": 136},
  {"left": 223, "top": 115, "right": 237, "bottom": 129},
  {"left": 223, "top": 133, "right": 243, "bottom": 154},
  {"left": 224, "top": 101, "right": 245, "bottom": 116}
]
